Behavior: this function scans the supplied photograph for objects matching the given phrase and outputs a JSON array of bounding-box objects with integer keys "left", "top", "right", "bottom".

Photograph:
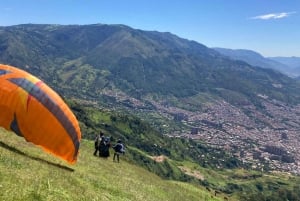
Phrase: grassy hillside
[
  {"left": 1, "top": 108, "right": 300, "bottom": 201},
  {"left": 0, "top": 128, "right": 223, "bottom": 201},
  {"left": 70, "top": 101, "right": 300, "bottom": 201}
]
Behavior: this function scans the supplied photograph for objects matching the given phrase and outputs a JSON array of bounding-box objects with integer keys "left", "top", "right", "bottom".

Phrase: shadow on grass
[{"left": 0, "top": 141, "right": 74, "bottom": 172}]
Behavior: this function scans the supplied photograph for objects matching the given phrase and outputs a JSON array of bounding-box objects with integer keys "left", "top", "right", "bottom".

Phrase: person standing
[
  {"left": 99, "top": 136, "right": 111, "bottom": 158},
  {"left": 113, "top": 139, "right": 125, "bottom": 162},
  {"left": 93, "top": 132, "right": 104, "bottom": 156}
]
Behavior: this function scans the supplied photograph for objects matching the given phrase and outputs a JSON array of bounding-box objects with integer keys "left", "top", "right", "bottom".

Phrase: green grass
[
  {"left": 2, "top": 124, "right": 300, "bottom": 201},
  {"left": 0, "top": 128, "right": 222, "bottom": 201},
  {"left": 174, "top": 159, "right": 300, "bottom": 200}
]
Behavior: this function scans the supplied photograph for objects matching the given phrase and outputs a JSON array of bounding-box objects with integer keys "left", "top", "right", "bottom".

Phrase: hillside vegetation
[
  {"left": 1, "top": 24, "right": 300, "bottom": 105},
  {"left": 0, "top": 128, "right": 222, "bottom": 201},
  {"left": 70, "top": 102, "right": 300, "bottom": 201},
  {"left": 1, "top": 103, "right": 300, "bottom": 201}
]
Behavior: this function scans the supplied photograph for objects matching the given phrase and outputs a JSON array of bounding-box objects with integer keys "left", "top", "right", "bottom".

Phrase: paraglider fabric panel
[{"left": 0, "top": 64, "right": 81, "bottom": 164}]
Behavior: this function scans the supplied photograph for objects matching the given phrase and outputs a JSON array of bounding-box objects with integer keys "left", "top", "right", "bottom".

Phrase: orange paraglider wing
[{"left": 0, "top": 64, "right": 81, "bottom": 164}]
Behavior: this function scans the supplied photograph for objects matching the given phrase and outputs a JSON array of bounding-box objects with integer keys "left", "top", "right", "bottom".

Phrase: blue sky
[{"left": 1, "top": 0, "right": 299, "bottom": 57}]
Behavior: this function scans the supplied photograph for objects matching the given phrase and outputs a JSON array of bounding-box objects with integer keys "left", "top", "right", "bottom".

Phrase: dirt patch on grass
[
  {"left": 178, "top": 166, "right": 205, "bottom": 180},
  {"left": 150, "top": 155, "right": 167, "bottom": 162}
]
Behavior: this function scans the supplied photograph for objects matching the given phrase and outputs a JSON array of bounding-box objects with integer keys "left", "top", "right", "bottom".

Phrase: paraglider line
[{"left": 0, "top": 140, "right": 74, "bottom": 172}]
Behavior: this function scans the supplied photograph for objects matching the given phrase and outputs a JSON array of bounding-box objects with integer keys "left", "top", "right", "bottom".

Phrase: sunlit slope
[{"left": 0, "top": 128, "right": 222, "bottom": 201}]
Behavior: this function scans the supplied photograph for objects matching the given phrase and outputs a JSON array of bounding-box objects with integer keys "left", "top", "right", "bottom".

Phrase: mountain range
[
  {"left": 213, "top": 47, "right": 300, "bottom": 78},
  {"left": 1, "top": 24, "right": 300, "bottom": 175},
  {"left": 269, "top": 56, "right": 300, "bottom": 78}
]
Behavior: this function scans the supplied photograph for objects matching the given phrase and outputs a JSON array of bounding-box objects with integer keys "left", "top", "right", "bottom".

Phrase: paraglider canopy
[{"left": 0, "top": 64, "right": 81, "bottom": 164}]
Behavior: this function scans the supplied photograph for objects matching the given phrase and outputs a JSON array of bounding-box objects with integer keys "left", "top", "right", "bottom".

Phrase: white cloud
[{"left": 251, "top": 12, "right": 296, "bottom": 20}]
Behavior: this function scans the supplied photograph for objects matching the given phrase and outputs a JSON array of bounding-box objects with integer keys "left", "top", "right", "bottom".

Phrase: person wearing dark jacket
[
  {"left": 99, "top": 136, "right": 111, "bottom": 158},
  {"left": 113, "top": 139, "right": 125, "bottom": 162}
]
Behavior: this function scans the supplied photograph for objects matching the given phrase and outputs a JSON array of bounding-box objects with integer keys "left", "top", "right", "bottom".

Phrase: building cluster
[
  {"left": 151, "top": 98, "right": 300, "bottom": 175},
  {"left": 99, "top": 89, "right": 300, "bottom": 174}
]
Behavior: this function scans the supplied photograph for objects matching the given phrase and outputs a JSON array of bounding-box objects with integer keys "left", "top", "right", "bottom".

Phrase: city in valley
[
  {"left": 154, "top": 98, "right": 300, "bottom": 175},
  {"left": 103, "top": 89, "right": 300, "bottom": 175}
]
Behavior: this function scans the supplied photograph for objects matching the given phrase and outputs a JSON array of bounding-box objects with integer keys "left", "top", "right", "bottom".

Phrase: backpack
[{"left": 113, "top": 143, "right": 125, "bottom": 153}]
